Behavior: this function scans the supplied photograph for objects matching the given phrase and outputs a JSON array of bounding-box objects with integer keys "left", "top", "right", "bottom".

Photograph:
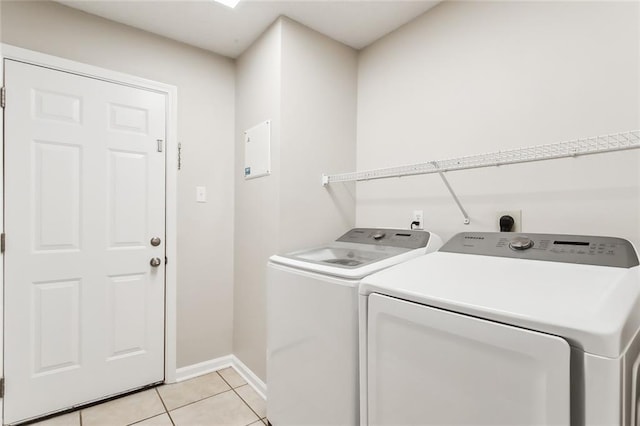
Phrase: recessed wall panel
[
  {"left": 107, "top": 274, "right": 147, "bottom": 360},
  {"left": 33, "top": 89, "right": 82, "bottom": 124},
  {"left": 108, "top": 150, "right": 147, "bottom": 248},
  {"left": 32, "top": 280, "right": 81, "bottom": 376},
  {"left": 33, "top": 141, "right": 82, "bottom": 251},
  {"left": 109, "top": 104, "right": 148, "bottom": 134}
]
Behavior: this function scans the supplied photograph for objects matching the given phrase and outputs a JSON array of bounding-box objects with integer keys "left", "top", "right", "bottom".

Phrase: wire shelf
[{"left": 322, "top": 130, "right": 640, "bottom": 185}]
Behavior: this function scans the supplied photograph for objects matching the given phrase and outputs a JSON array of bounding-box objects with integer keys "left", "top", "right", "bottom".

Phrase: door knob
[
  {"left": 150, "top": 257, "right": 162, "bottom": 267},
  {"left": 150, "top": 237, "right": 161, "bottom": 246}
]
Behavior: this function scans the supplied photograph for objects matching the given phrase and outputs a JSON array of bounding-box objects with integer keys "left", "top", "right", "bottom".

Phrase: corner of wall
[
  {"left": 233, "top": 18, "right": 283, "bottom": 381},
  {"left": 232, "top": 16, "right": 359, "bottom": 383}
]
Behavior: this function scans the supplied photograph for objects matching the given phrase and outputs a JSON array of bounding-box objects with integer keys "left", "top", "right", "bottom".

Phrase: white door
[
  {"left": 366, "top": 293, "right": 571, "bottom": 426},
  {"left": 3, "top": 60, "right": 166, "bottom": 424}
]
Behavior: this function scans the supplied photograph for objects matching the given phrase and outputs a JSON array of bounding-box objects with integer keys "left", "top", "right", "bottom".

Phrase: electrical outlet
[
  {"left": 497, "top": 210, "right": 522, "bottom": 232},
  {"left": 412, "top": 210, "right": 424, "bottom": 230}
]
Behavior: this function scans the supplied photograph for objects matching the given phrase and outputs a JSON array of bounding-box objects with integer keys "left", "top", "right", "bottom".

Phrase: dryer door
[{"left": 366, "top": 293, "right": 571, "bottom": 426}]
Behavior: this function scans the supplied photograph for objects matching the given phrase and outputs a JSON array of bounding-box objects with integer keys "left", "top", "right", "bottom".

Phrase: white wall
[
  {"left": 1, "top": 0, "right": 236, "bottom": 368},
  {"left": 279, "top": 18, "right": 357, "bottom": 253},
  {"left": 234, "top": 17, "right": 357, "bottom": 381},
  {"left": 356, "top": 1, "right": 640, "bottom": 247},
  {"left": 234, "top": 19, "right": 283, "bottom": 383}
]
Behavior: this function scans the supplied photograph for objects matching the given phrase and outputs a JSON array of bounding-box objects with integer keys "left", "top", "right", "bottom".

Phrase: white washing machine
[
  {"left": 359, "top": 232, "right": 640, "bottom": 426},
  {"left": 267, "top": 228, "right": 443, "bottom": 426}
]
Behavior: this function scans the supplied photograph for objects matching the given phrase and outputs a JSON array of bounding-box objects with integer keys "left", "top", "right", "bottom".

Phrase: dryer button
[{"left": 509, "top": 236, "right": 534, "bottom": 251}]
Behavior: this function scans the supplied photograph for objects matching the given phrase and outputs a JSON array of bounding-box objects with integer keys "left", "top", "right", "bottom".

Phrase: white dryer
[
  {"left": 359, "top": 232, "right": 640, "bottom": 425},
  {"left": 267, "top": 228, "right": 442, "bottom": 426}
]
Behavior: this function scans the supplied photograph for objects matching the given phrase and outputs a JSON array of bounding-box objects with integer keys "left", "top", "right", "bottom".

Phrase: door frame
[{"left": 0, "top": 44, "right": 179, "bottom": 413}]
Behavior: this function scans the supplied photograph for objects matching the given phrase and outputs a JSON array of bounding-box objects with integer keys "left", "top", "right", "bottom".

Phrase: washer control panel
[
  {"left": 509, "top": 236, "right": 534, "bottom": 251},
  {"left": 337, "top": 228, "right": 432, "bottom": 249},
  {"left": 440, "top": 232, "right": 639, "bottom": 268}
]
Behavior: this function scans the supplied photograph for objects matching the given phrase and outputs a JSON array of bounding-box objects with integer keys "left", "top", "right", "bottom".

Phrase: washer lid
[
  {"left": 270, "top": 242, "right": 425, "bottom": 280},
  {"left": 269, "top": 229, "right": 442, "bottom": 279},
  {"left": 280, "top": 243, "right": 407, "bottom": 267},
  {"left": 360, "top": 250, "right": 640, "bottom": 358}
]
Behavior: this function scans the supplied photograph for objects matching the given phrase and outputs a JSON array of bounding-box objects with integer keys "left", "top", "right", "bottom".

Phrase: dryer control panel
[{"left": 441, "top": 232, "right": 639, "bottom": 268}]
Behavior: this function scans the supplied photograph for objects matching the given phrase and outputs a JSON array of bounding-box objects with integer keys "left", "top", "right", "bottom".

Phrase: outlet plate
[
  {"left": 412, "top": 210, "right": 424, "bottom": 230},
  {"left": 497, "top": 210, "right": 522, "bottom": 232},
  {"left": 196, "top": 186, "right": 207, "bottom": 203}
]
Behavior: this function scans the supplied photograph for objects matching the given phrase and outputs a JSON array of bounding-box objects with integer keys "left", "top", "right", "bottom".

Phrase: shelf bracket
[{"left": 432, "top": 162, "right": 470, "bottom": 225}]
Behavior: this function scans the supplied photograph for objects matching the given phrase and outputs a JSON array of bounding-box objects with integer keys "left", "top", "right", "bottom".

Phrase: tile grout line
[
  {"left": 157, "top": 378, "right": 235, "bottom": 414},
  {"left": 215, "top": 370, "right": 233, "bottom": 388},
  {"left": 117, "top": 370, "right": 258, "bottom": 425},
  {"left": 155, "top": 387, "right": 176, "bottom": 426},
  {"left": 168, "top": 388, "right": 235, "bottom": 412},
  {"left": 217, "top": 371, "right": 263, "bottom": 425},
  {"left": 121, "top": 388, "right": 172, "bottom": 426},
  {"left": 40, "top": 372, "right": 261, "bottom": 426},
  {"left": 231, "top": 386, "right": 263, "bottom": 426}
]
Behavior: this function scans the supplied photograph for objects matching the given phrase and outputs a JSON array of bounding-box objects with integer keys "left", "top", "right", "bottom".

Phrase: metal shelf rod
[
  {"left": 320, "top": 130, "right": 640, "bottom": 225},
  {"left": 321, "top": 130, "right": 640, "bottom": 185},
  {"left": 435, "top": 169, "right": 470, "bottom": 225}
]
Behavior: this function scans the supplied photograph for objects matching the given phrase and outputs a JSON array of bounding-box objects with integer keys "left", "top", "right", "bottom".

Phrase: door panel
[
  {"left": 106, "top": 273, "right": 147, "bottom": 360},
  {"left": 108, "top": 103, "right": 149, "bottom": 134},
  {"left": 33, "top": 141, "right": 82, "bottom": 251},
  {"left": 367, "top": 293, "right": 571, "bottom": 426},
  {"left": 33, "top": 89, "right": 82, "bottom": 124},
  {"left": 108, "top": 150, "right": 148, "bottom": 247},
  {"left": 32, "top": 279, "right": 81, "bottom": 375},
  {"left": 4, "top": 59, "right": 166, "bottom": 424}
]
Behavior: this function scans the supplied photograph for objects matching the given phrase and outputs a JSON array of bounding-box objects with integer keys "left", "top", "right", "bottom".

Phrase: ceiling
[{"left": 56, "top": 0, "right": 441, "bottom": 58}]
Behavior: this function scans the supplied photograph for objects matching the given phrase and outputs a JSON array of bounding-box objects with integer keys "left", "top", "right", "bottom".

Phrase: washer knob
[
  {"left": 509, "top": 236, "right": 533, "bottom": 251},
  {"left": 373, "top": 232, "right": 386, "bottom": 240}
]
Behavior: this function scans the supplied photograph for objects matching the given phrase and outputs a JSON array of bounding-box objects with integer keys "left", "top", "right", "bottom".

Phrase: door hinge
[
  {"left": 0, "top": 378, "right": 5, "bottom": 398},
  {"left": 1, "top": 233, "right": 5, "bottom": 253},
  {"left": 1, "top": 87, "right": 5, "bottom": 108}
]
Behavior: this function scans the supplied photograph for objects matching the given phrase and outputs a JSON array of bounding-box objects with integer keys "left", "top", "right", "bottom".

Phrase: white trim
[
  {"left": 0, "top": 42, "right": 5, "bottom": 424},
  {"left": 175, "top": 355, "right": 267, "bottom": 400},
  {"left": 1, "top": 45, "right": 174, "bottom": 95},
  {"left": 175, "top": 355, "right": 234, "bottom": 383},
  {"left": 231, "top": 355, "right": 267, "bottom": 400},
  {"left": 163, "top": 58, "right": 179, "bottom": 385},
  {"left": 0, "top": 44, "right": 179, "bottom": 387}
]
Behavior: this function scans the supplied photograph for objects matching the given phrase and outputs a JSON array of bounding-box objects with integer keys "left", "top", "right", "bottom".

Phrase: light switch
[{"left": 196, "top": 186, "right": 207, "bottom": 203}]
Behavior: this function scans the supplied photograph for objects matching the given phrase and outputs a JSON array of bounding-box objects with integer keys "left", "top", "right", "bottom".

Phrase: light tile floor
[{"left": 30, "top": 368, "right": 267, "bottom": 426}]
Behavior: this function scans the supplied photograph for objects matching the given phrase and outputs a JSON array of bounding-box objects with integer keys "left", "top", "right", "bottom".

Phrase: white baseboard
[
  {"left": 175, "top": 355, "right": 233, "bottom": 383},
  {"left": 230, "top": 355, "right": 267, "bottom": 400},
  {"left": 173, "top": 354, "right": 267, "bottom": 400}
]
